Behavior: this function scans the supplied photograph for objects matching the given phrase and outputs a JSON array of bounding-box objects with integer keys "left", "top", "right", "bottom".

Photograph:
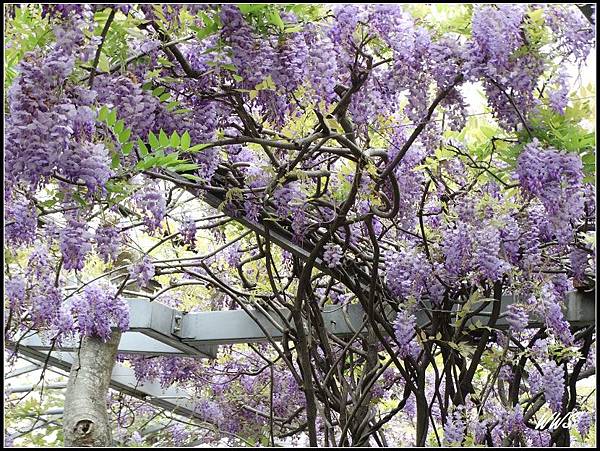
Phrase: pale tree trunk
[{"left": 63, "top": 331, "right": 121, "bottom": 447}]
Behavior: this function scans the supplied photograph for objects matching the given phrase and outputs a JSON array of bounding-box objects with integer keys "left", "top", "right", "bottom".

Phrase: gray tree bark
[{"left": 63, "top": 331, "right": 121, "bottom": 447}]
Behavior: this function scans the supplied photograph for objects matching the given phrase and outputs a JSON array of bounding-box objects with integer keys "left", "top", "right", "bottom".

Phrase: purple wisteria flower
[
  {"left": 393, "top": 309, "right": 420, "bottom": 359},
  {"left": 71, "top": 282, "right": 129, "bottom": 341},
  {"left": 323, "top": 243, "right": 343, "bottom": 269},
  {"left": 60, "top": 216, "right": 93, "bottom": 271},
  {"left": 129, "top": 256, "right": 156, "bottom": 289},
  {"left": 540, "top": 360, "right": 565, "bottom": 413},
  {"left": 505, "top": 303, "right": 528, "bottom": 333}
]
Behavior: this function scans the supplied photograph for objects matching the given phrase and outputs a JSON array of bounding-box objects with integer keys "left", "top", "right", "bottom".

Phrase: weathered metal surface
[
  {"left": 13, "top": 290, "right": 594, "bottom": 357},
  {"left": 7, "top": 290, "right": 594, "bottom": 423},
  {"left": 8, "top": 344, "right": 200, "bottom": 419}
]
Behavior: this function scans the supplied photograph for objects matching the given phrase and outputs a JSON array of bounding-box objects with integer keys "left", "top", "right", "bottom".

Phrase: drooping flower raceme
[
  {"left": 537, "top": 283, "right": 574, "bottom": 345},
  {"left": 505, "top": 303, "right": 528, "bottom": 333},
  {"left": 71, "top": 282, "right": 130, "bottom": 341},
  {"left": 5, "top": 197, "right": 37, "bottom": 247},
  {"left": 473, "top": 225, "right": 511, "bottom": 281},
  {"left": 442, "top": 223, "right": 473, "bottom": 278},
  {"left": 179, "top": 216, "right": 197, "bottom": 248},
  {"left": 59, "top": 141, "right": 113, "bottom": 194},
  {"left": 134, "top": 185, "right": 166, "bottom": 234},
  {"left": 323, "top": 243, "right": 343, "bottom": 269},
  {"left": 516, "top": 139, "right": 585, "bottom": 244},
  {"left": 577, "top": 411, "right": 592, "bottom": 438},
  {"left": 444, "top": 409, "right": 465, "bottom": 446},
  {"left": 129, "top": 256, "right": 156, "bottom": 289},
  {"left": 540, "top": 360, "right": 565, "bottom": 413},
  {"left": 385, "top": 247, "right": 431, "bottom": 301},
  {"left": 393, "top": 309, "right": 420, "bottom": 359},
  {"left": 95, "top": 225, "right": 121, "bottom": 263},
  {"left": 60, "top": 216, "right": 93, "bottom": 271}
]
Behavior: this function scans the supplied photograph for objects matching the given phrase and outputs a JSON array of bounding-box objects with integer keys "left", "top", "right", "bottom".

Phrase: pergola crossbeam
[
  {"left": 7, "top": 344, "right": 202, "bottom": 420},
  {"left": 6, "top": 290, "right": 595, "bottom": 424},
  {"left": 13, "top": 290, "right": 594, "bottom": 357}
]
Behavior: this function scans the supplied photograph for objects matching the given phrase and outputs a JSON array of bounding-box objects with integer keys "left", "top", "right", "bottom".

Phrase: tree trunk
[{"left": 63, "top": 331, "right": 121, "bottom": 447}]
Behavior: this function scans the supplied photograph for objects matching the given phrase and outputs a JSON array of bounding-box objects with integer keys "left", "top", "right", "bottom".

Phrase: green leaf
[
  {"left": 187, "top": 143, "right": 211, "bottom": 153},
  {"left": 39, "top": 197, "right": 59, "bottom": 208},
  {"left": 110, "top": 152, "right": 120, "bottom": 169},
  {"left": 220, "top": 63, "right": 238, "bottom": 72},
  {"left": 581, "top": 153, "right": 595, "bottom": 165},
  {"left": 121, "top": 142, "right": 134, "bottom": 156},
  {"left": 238, "top": 4, "right": 266, "bottom": 14},
  {"left": 98, "top": 55, "right": 110, "bottom": 73},
  {"left": 114, "top": 119, "right": 125, "bottom": 135},
  {"left": 157, "top": 56, "right": 174, "bottom": 67},
  {"left": 269, "top": 10, "right": 285, "bottom": 31},
  {"left": 196, "top": 27, "right": 216, "bottom": 40},
  {"left": 180, "top": 131, "right": 191, "bottom": 150},
  {"left": 156, "top": 153, "right": 181, "bottom": 167},
  {"left": 284, "top": 24, "right": 304, "bottom": 33},
  {"left": 159, "top": 129, "right": 170, "bottom": 147},
  {"left": 72, "top": 192, "right": 87, "bottom": 207},
  {"left": 105, "top": 181, "right": 124, "bottom": 193},
  {"left": 193, "top": 14, "right": 219, "bottom": 40},
  {"left": 97, "top": 106, "right": 109, "bottom": 122},
  {"left": 166, "top": 100, "right": 181, "bottom": 111},
  {"left": 480, "top": 124, "right": 497, "bottom": 139},
  {"left": 107, "top": 110, "right": 117, "bottom": 127},
  {"left": 159, "top": 92, "right": 171, "bottom": 102},
  {"left": 136, "top": 155, "right": 160, "bottom": 171},
  {"left": 181, "top": 173, "right": 202, "bottom": 182},
  {"left": 255, "top": 75, "right": 276, "bottom": 91},
  {"left": 148, "top": 131, "right": 160, "bottom": 149},
  {"left": 118, "top": 128, "right": 131, "bottom": 143},
  {"left": 138, "top": 139, "right": 149, "bottom": 157},
  {"left": 172, "top": 163, "right": 200, "bottom": 172},
  {"left": 152, "top": 86, "right": 166, "bottom": 96}
]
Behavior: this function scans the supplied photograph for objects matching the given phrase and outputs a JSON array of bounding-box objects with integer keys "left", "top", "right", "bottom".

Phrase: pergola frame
[
  {"left": 6, "top": 171, "right": 596, "bottom": 427},
  {"left": 8, "top": 290, "right": 595, "bottom": 416}
]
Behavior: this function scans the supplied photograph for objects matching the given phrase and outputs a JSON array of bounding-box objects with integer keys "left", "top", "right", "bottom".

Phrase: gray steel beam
[
  {"left": 176, "top": 290, "right": 595, "bottom": 346},
  {"left": 5, "top": 363, "right": 41, "bottom": 379},
  {"left": 5, "top": 290, "right": 593, "bottom": 425},
  {"left": 127, "top": 299, "right": 218, "bottom": 358},
  {"left": 13, "top": 291, "right": 595, "bottom": 356},
  {"left": 445, "top": 289, "right": 595, "bottom": 329},
  {"left": 18, "top": 332, "right": 188, "bottom": 356},
  {"left": 177, "top": 302, "right": 369, "bottom": 346},
  {"left": 561, "top": 290, "right": 596, "bottom": 326},
  {"left": 5, "top": 383, "right": 67, "bottom": 394},
  {"left": 8, "top": 344, "right": 202, "bottom": 420}
]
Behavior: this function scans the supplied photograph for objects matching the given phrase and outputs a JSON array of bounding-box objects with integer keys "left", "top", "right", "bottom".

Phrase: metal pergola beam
[
  {"left": 191, "top": 187, "right": 331, "bottom": 272},
  {"left": 6, "top": 363, "right": 42, "bottom": 379},
  {"left": 126, "top": 299, "right": 219, "bottom": 358},
  {"left": 177, "top": 290, "right": 596, "bottom": 346},
  {"left": 6, "top": 383, "right": 67, "bottom": 394},
  {"left": 6, "top": 290, "right": 594, "bottom": 424},
  {"left": 8, "top": 344, "right": 202, "bottom": 420},
  {"left": 14, "top": 290, "right": 595, "bottom": 357}
]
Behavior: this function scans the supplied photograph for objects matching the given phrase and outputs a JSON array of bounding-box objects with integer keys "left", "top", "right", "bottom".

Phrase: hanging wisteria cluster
[{"left": 4, "top": 3, "right": 596, "bottom": 448}]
